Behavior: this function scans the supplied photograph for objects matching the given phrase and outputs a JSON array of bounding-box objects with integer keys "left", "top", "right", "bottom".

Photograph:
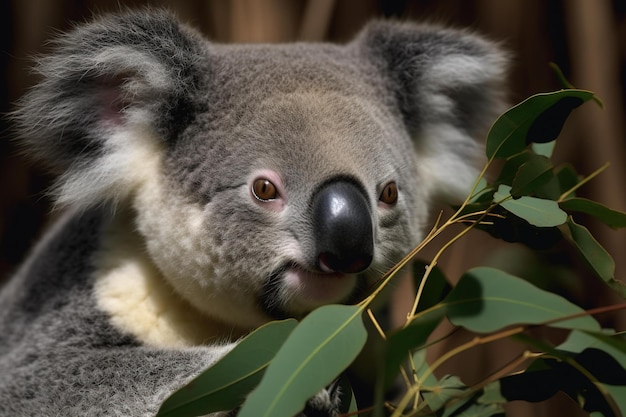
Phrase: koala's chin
[{"left": 260, "top": 265, "right": 364, "bottom": 319}]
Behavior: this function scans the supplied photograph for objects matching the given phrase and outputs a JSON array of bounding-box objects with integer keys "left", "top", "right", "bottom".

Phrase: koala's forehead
[
  {"left": 162, "top": 42, "right": 409, "bottom": 202},
  {"left": 209, "top": 43, "right": 370, "bottom": 96}
]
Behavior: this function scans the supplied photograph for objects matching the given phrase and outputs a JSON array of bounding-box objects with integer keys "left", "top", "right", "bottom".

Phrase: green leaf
[
  {"left": 472, "top": 205, "right": 564, "bottom": 249},
  {"left": 486, "top": 90, "right": 594, "bottom": 159},
  {"left": 383, "top": 307, "right": 445, "bottom": 388},
  {"left": 558, "top": 330, "right": 626, "bottom": 369},
  {"left": 156, "top": 319, "right": 297, "bottom": 417},
  {"left": 549, "top": 63, "right": 605, "bottom": 108},
  {"left": 498, "top": 352, "right": 625, "bottom": 417},
  {"left": 559, "top": 218, "right": 625, "bottom": 297},
  {"left": 237, "top": 304, "right": 367, "bottom": 417},
  {"left": 412, "top": 349, "right": 439, "bottom": 388},
  {"left": 496, "top": 151, "right": 534, "bottom": 186},
  {"left": 381, "top": 263, "right": 450, "bottom": 388},
  {"left": 526, "top": 96, "right": 586, "bottom": 143},
  {"left": 522, "top": 330, "right": 626, "bottom": 417},
  {"left": 550, "top": 63, "right": 576, "bottom": 89},
  {"left": 421, "top": 376, "right": 505, "bottom": 417},
  {"left": 422, "top": 375, "right": 466, "bottom": 410},
  {"left": 535, "top": 163, "right": 580, "bottom": 200},
  {"left": 602, "top": 384, "right": 626, "bottom": 417},
  {"left": 531, "top": 140, "right": 556, "bottom": 157},
  {"left": 494, "top": 185, "right": 568, "bottom": 227},
  {"left": 510, "top": 154, "right": 554, "bottom": 197},
  {"left": 479, "top": 381, "right": 507, "bottom": 406},
  {"left": 413, "top": 261, "right": 452, "bottom": 313},
  {"left": 443, "top": 401, "right": 504, "bottom": 417},
  {"left": 468, "top": 177, "right": 492, "bottom": 204},
  {"left": 560, "top": 198, "right": 626, "bottom": 229},
  {"left": 555, "top": 164, "right": 581, "bottom": 192},
  {"left": 445, "top": 267, "right": 601, "bottom": 333}
]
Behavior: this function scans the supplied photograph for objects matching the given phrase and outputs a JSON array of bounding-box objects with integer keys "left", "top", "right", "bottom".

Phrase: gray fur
[{"left": 1, "top": 9, "right": 507, "bottom": 416}]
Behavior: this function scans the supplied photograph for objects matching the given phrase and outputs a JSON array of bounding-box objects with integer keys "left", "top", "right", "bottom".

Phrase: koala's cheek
[{"left": 132, "top": 178, "right": 269, "bottom": 328}]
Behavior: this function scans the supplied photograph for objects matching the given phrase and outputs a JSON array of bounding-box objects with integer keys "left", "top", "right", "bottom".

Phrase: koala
[{"left": 0, "top": 9, "right": 506, "bottom": 417}]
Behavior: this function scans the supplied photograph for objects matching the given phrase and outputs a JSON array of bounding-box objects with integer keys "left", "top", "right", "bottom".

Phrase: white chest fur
[{"left": 93, "top": 211, "right": 245, "bottom": 348}]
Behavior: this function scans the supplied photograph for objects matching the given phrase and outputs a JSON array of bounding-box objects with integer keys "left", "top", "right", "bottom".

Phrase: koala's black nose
[{"left": 312, "top": 180, "right": 374, "bottom": 274}]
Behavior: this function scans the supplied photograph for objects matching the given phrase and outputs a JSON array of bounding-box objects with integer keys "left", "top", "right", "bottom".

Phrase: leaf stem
[
  {"left": 473, "top": 350, "right": 542, "bottom": 390},
  {"left": 390, "top": 327, "right": 525, "bottom": 417},
  {"left": 407, "top": 205, "right": 497, "bottom": 321},
  {"left": 359, "top": 211, "right": 447, "bottom": 308},
  {"left": 366, "top": 308, "right": 386, "bottom": 340},
  {"left": 407, "top": 351, "right": 541, "bottom": 417},
  {"left": 390, "top": 302, "right": 626, "bottom": 416},
  {"left": 558, "top": 162, "right": 610, "bottom": 202}
]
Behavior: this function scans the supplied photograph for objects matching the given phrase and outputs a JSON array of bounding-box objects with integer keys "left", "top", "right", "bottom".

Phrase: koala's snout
[{"left": 312, "top": 180, "right": 374, "bottom": 274}]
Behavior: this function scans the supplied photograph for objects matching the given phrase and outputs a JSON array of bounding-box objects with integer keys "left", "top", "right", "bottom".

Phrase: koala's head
[{"left": 15, "top": 10, "right": 506, "bottom": 329}]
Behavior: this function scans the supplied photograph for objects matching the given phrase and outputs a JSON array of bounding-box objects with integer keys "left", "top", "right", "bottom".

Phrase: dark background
[{"left": 1, "top": 1, "right": 625, "bottom": 415}]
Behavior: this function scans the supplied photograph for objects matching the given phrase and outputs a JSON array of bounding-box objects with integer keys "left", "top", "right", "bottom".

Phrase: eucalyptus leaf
[
  {"left": 486, "top": 90, "right": 594, "bottom": 159},
  {"left": 555, "top": 164, "right": 581, "bottom": 191},
  {"left": 497, "top": 151, "right": 534, "bottom": 187},
  {"left": 445, "top": 267, "right": 601, "bottom": 332},
  {"left": 443, "top": 401, "right": 504, "bottom": 417},
  {"left": 382, "top": 263, "right": 450, "bottom": 387},
  {"left": 412, "top": 349, "right": 439, "bottom": 388},
  {"left": 531, "top": 140, "right": 556, "bottom": 157},
  {"left": 156, "top": 319, "right": 297, "bottom": 417},
  {"left": 383, "top": 307, "right": 445, "bottom": 388},
  {"left": 468, "top": 177, "right": 492, "bottom": 204},
  {"left": 479, "top": 381, "right": 507, "bottom": 406},
  {"left": 413, "top": 260, "right": 452, "bottom": 313},
  {"left": 456, "top": 199, "right": 494, "bottom": 220},
  {"left": 422, "top": 375, "right": 466, "bottom": 411},
  {"left": 550, "top": 62, "right": 576, "bottom": 89},
  {"left": 535, "top": 163, "right": 580, "bottom": 200},
  {"left": 494, "top": 185, "right": 568, "bottom": 227},
  {"left": 498, "top": 354, "right": 622, "bottom": 417},
  {"left": 559, "top": 218, "right": 625, "bottom": 297},
  {"left": 526, "top": 95, "right": 585, "bottom": 143},
  {"left": 501, "top": 344, "right": 626, "bottom": 417},
  {"left": 560, "top": 198, "right": 626, "bottom": 229},
  {"left": 601, "top": 384, "right": 626, "bottom": 417},
  {"left": 510, "top": 154, "right": 554, "bottom": 197},
  {"left": 422, "top": 376, "right": 505, "bottom": 417},
  {"left": 557, "top": 330, "right": 626, "bottom": 369},
  {"left": 475, "top": 205, "right": 563, "bottom": 250},
  {"left": 549, "top": 63, "right": 605, "bottom": 107},
  {"left": 237, "top": 304, "right": 367, "bottom": 417}
]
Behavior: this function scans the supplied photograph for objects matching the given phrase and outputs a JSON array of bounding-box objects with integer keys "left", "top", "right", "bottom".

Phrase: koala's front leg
[
  {"left": 301, "top": 379, "right": 343, "bottom": 417},
  {"left": 226, "top": 380, "right": 343, "bottom": 417},
  {"left": 79, "top": 344, "right": 343, "bottom": 417}
]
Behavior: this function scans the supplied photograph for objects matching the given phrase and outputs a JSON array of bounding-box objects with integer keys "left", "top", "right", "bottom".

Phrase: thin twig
[{"left": 558, "top": 162, "right": 610, "bottom": 202}]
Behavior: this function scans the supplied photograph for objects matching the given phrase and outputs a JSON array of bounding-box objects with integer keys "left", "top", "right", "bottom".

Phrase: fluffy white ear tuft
[
  {"left": 417, "top": 47, "right": 506, "bottom": 203},
  {"left": 357, "top": 21, "right": 508, "bottom": 203},
  {"left": 12, "top": 10, "right": 205, "bottom": 208},
  {"left": 52, "top": 123, "right": 164, "bottom": 209},
  {"left": 415, "top": 123, "right": 484, "bottom": 204}
]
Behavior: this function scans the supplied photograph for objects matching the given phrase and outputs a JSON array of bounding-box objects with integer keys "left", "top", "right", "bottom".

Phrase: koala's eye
[
  {"left": 252, "top": 178, "right": 278, "bottom": 201},
  {"left": 379, "top": 181, "right": 398, "bottom": 205}
]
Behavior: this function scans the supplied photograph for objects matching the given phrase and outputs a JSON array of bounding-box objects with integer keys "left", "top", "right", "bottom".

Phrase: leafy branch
[{"left": 157, "top": 87, "right": 626, "bottom": 417}]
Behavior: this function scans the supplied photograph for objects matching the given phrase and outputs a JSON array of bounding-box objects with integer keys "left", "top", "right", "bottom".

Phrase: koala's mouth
[{"left": 260, "top": 262, "right": 368, "bottom": 320}]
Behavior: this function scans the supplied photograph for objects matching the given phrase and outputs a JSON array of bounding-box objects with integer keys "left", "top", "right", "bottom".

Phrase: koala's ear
[
  {"left": 356, "top": 21, "right": 508, "bottom": 203},
  {"left": 13, "top": 9, "right": 206, "bottom": 207}
]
